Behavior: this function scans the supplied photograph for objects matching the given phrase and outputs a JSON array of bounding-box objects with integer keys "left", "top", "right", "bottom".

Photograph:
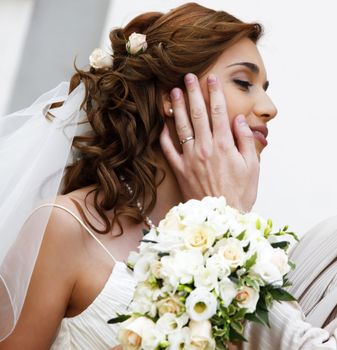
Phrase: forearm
[{"left": 243, "top": 301, "right": 337, "bottom": 350}]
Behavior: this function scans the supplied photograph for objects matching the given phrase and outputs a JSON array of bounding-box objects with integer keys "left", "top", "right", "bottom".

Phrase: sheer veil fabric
[{"left": 0, "top": 82, "right": 87, "bottom": 340}]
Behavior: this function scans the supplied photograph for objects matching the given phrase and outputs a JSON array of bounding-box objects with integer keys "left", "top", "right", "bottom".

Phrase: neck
[{"left": 148, "top": 151, "right": 184, "bottom": 226}]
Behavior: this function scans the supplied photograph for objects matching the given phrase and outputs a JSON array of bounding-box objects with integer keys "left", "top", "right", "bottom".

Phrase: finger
[
  {"left": 184, "top": 73, "right": 212, "bottom": 147},
  {"left": 233, "top": 114, "right": 258, "bottom": 164},
  {"left": 207, "top": 74, "right": 235, "bottom": 149},
  {"left": 170, "top": 87, "right": 194, "bottom": 152},
  {"left": 159, "top": 123, "right": 184, "bottom": 173}
]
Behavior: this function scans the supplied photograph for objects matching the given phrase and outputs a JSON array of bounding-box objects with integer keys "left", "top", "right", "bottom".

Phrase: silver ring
[{"left": 179, "top": 135, "right": 194, "bottom": 145}]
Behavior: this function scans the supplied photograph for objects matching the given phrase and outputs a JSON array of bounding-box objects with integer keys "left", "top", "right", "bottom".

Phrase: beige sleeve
[{"left": 242, "top": 301, "right": 337, "bottom": 350}]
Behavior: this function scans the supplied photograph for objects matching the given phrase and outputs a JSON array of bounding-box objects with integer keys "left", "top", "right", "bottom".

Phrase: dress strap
[{"left": 36, "top": 203, "right": 117, "bottom": 263}]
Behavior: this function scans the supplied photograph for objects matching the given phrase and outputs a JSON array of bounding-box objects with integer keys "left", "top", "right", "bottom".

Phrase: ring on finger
[{"left": 179, "top": 135, "right": 194, "bottom": 145}]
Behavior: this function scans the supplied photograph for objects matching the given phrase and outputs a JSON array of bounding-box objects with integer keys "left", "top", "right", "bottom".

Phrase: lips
[{"left": 249, "top": 125, "right": 268, "bottom": 147}]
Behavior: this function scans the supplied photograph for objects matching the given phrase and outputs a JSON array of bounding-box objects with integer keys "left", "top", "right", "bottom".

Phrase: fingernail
[
  {"left": 170, "top": 88, "right": 181, "bottom": 100},
  {"left": 207, "top": 74, "right": 217, "bottom": 84},
  {"left": 237, "top": 114, "right": 247, "bottom": 125},
  {"left": 184, "top": 73, "right": 195, "bottom": 84}
]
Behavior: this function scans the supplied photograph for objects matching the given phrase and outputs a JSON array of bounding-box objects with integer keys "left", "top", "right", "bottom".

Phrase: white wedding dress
[{"left": 46, "top": 204, "right": 137, "bottom": 350}]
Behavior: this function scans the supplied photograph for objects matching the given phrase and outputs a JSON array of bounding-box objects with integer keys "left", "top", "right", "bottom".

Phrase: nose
[{"left": 253, "top": 91, "right": 278, "bottom": 121}]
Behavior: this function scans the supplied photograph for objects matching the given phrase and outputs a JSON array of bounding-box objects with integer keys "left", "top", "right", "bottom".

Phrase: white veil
[{"left": 0, "top": 81, "right": 87, "bottom": 340}]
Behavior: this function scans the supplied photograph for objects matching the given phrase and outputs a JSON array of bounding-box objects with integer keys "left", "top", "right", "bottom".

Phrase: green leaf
[
  {"left": 270, "top": 288, "right": 297, "bottom": 302},
  {"left": 236, "top": 230, "right": 246, "bottom": 241},
  {"left": 286, "top": 231, "right": 299, "bottom": 241},
  {"left": 140, "top": 239, "right": 158, "bottom": 244},
  {"left": 142, "top": 229, "right": 150, "bottom": 236},
  {"left": 288, "top": 260, "right": 296, "bottom": 270},
  {"left": 229, "top": 326, "right": 247, "bottom": 342},
  {"left": 255, "top": 306, "right": 270, "bottom": 327},
  {"left": 244, "top": 252, "right": 257, "bottom": 270},
  {"left": 107, "top": 314, "right": 130, "bottom": 324},
  {"left": 158, "top": 252, "right": 170, "bottom": 257},
  {"left": 271, "top": 241, "right": 289, "bottom": 249},
  {"left": 243, "top": 242, "right": 250, "bottom": 253}
]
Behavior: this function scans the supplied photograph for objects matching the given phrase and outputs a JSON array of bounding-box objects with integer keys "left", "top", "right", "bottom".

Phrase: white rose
[
  {"left": 251, "top": 261, "right": 283, "bottom": 286},
  {"left": 185, "top": 287, "right": 217, "bottom": 321},
  {"left": 194, "top": 266, "right": 218, "bottom": 291},
  {"left": 201, "top": 196, "right": 227, "bottom": 212},
  {"left": 271, "top": 248, "right": 290, "bottom": 276},
  {"left": 126, "top": 32, "right": 148, "bottom": 55},
  {"left": 206, "top": 253, "right": 231, "bottom": 279},
  {"left": 217, "top": 238, "right": 245, "bottom": 270},
  {"left": 218, "top": 278, "right": 237, "bottom": 307},
  {"left": 189, "top": 320, "right": 216, "bottom": 350},
  {"left": 89, "top": 48, "right": 113, "bottom": 69},
  {"left": 235, "top": 286, "right": 259, "bottom": 313},
  {"left": 159, "top": 209, "right": 185, "bottom": 232},
  {"left": 161, "top": 250, "right": 204, "bottom": 288},
  {"left": 118, "top": 317, "right": 155, "bottom": 350},
  {"left": 184, "top": 224, "right": 216, "bottom": 252}
]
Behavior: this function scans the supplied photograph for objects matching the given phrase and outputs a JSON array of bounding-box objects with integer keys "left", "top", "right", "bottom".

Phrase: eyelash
[{"left": 233, "top": 79, "right": 253, "bottom": 91}]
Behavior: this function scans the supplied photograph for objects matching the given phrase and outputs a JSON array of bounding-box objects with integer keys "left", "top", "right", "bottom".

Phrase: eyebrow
[{"left": 226, "top": 61, "right": 270, "bottom": 90}]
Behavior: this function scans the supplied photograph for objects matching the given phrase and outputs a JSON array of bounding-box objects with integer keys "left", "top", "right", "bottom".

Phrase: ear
[{"left": 161, "top": 91, "right": 174, "bottom": 118}]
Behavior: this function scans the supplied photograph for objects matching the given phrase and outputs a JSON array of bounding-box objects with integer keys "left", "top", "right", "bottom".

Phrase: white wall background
[
  {"left": 2, "top": 0, "right": 337, "bottom": 236},
  {"left": 0, "top": 0, "right": 34, "bottom": 116}
]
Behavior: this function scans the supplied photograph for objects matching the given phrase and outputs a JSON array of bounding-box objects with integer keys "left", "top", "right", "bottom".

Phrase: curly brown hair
[{"left": 61, "top": 2, "right": 263, "bottom": 234}]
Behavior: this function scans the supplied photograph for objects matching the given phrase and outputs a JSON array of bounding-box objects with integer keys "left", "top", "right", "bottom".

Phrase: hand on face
[{"left": 160, "top": 73, "right": 259, "bottom": 212}]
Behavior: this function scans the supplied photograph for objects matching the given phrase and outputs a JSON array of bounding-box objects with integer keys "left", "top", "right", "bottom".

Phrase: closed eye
[{"left": 233, "top": 79, "right": 253, "bottom": 91}]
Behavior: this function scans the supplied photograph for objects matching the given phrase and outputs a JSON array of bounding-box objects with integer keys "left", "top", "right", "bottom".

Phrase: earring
[{"left": 168, "top": 108, "right": 174, "bottom": 116}]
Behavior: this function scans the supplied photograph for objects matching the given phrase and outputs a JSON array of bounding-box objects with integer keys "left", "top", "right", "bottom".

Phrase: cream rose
[
  {"left": 157, "top": 296, "right": 185, "bottom": 316},
  {"left": 235, "top": 286, "right": 259, "bottom": 313},
  {"left": 126, "top": 32, "right": 148, "bottom": 55},
  {"left": 118, "top": 317, "right": 155, "bottom": 350},
  {"left": 89, "top": 48, "right": 113, "bottom": 69},
  {"left": 184, "top": 224, "right": 215, "bottom": 252},
  {"left": 189, "top": 320, "right": 216, "bottom": 350},
  {"left": 217, "top": 238, "right": 245, "bottom": 269}
]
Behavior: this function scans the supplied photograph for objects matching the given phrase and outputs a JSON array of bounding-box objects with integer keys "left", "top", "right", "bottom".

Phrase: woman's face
[{"left": 199, "top": 37, "right": 278, "bottom": 156}]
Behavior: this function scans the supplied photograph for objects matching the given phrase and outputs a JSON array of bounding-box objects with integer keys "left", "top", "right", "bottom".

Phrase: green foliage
[
  {"left": 236, "top": 230, "right": 246, "bottom": 241},
  {"left": 107, "top": 314, "right": 131, "bottom": 324},
  {"left": 244, "top": 252, "right": 257, "bottom": 270}
]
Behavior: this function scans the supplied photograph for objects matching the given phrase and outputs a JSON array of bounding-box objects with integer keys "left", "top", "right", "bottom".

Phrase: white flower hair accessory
[
  {"left": 89, "top": 48, "right": 113, "bottom": 69},
  {"left": 126, "top": 32, "right": 148, "bottom": 55}
]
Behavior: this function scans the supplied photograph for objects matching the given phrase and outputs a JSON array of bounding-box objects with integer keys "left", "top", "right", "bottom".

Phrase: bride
[
  {"left": 5, "top": 2, "right": 335, "bottom": 350},
  {"left": 0, "top": 3, "right": 270, "bottom": 349}
]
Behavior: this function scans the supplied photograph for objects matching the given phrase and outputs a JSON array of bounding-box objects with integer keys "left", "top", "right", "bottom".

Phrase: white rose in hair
[
  {"left": 189, "top": 320, "right": 216, "bottom": 350},
  {"left": 126, "top": 32, "right": 148, "bottom": 55},
  {"left": 235, "top": 286, "right": 259, "bottom": 313},
  {"left": 185, "top": 287, "right": 217, "bottom": 321},
  {"left": 89, "top": 48, "right": 113, "bottom": 69}
]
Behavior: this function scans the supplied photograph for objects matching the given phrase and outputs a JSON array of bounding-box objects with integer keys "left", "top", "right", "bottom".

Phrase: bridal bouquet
[{"left": 109, "top": 197, "right": 297, "bottom": 350}]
